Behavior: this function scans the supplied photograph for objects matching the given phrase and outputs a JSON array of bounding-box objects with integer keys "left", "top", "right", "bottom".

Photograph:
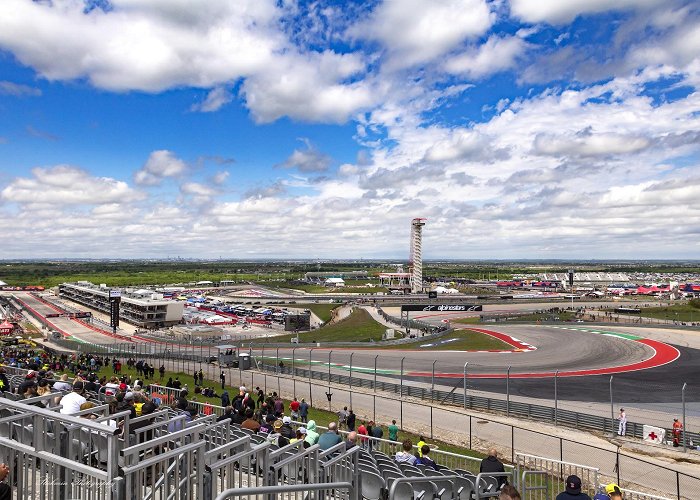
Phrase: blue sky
[{"left": 0, "top": 0, "right": 699, "bottom": 259}]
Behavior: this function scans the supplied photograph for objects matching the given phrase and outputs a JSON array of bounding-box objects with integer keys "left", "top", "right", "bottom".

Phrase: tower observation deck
[{"left": 409, "top": 218, "right": 426, "bottom": 294}]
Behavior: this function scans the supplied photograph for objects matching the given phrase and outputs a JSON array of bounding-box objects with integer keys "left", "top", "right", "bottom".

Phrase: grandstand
[{"left": 0, "top": 359, "right": 677, "bottom": 500}]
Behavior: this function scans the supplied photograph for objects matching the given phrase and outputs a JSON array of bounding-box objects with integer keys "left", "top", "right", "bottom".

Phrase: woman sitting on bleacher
[{"left": 395, "top": 439, "right": 417, "bottom": 464}]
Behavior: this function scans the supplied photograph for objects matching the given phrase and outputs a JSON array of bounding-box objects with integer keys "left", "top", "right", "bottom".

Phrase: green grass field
[
  {"left": 260, "top": 308, "right": 388, "bottom": 344},
  {"left": 628, "top": 304, "right": 700, "bottom": 323},
  {"left": 383, "top": 329, "right": 511, "bottom": 351},
  {"left": 267, "top": 303, "right": 340, "bottom": 323}
]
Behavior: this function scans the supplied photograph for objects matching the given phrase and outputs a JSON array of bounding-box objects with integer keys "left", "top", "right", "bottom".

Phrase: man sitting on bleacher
[
  {"left": 318, "top": 421, "right": 343, "bottom": 451},
  {"left": 59, "top": 381, "right": 86, "bottom": 415},
  {"left": 241, "top": 409, "right": 261, "bottom": 433}
]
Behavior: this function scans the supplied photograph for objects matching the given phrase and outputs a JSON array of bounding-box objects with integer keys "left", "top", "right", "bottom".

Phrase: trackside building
[{"left": 58, "top": 281, "right": 184, "bottom": 329}]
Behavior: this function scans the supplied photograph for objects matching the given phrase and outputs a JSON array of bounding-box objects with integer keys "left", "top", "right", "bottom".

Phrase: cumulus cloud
[
  {"left": 444, "top": 35, "right": 528, "bottom": 79},
  {"left": 350, "top": 0, "right": 493, "bottom": 68},
  {"left": 509, "top": 0, "right": 670, "bottom": 24},
  {"left": 277, "top": 139, "right": 332, "bottom": 173},
  {"left": 190, "top": 87, "right": 233, "bottom": 113},
  {"left": 212, "top": 171, "right": 230, "bottom": 185},
  {"left": 134, "top": 150, "right": 188, "bottom": 186},
  {"left": 1, "top": 165, "right": 143, "bottom": 206},
  {"left": 533, "top": 128, "right": 652, "bottom": 157},
  {"left": 0, "top": 81, "right": 41, "bottom": 97}
]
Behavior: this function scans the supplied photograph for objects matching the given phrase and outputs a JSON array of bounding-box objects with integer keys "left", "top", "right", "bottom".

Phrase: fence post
[
  {"left": 506, "top": 366, "right": 511, "bottom": 417},
  {"left": 554, "top": 370, "right": 559, "bottom": 427},
  {"left": 262, "top": 345, "right": 267, "bottom": 394},
  {"left": 463, "top": 362, "right": 468, "bottom": 410},
  {"left": 682, "top": 382, "right": 687, "bottom": 453},
  {"left": 431, "top": 360, "right": 436, "bottom": 403},
  {"left": 374, "top": 355, "right": 378, "bottom": 392},
  {"left": 609, "top": 375, "right": 614, "bottom": 435},
  {"left": 400, "top": 357, "right": 405, "bottom": 399},
  {"left": 430, "top": 406, "right": 433, "bottom": 439},
  {"left": 308, "top": 348, "right": 314, "bottom": 407},
  {"left": 292, "top": 347, "right": 298, "bottom": 399},
  {"left": 349, "top": 352, "right": 354, "bottom": 409},
  {"left": 328, "top": 350, "right": 333, "bottom": 412}
]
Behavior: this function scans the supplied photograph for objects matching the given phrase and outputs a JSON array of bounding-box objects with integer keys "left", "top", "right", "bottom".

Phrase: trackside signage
[{"left": 401, "top": 304, "right": 482, "bottom": 312}]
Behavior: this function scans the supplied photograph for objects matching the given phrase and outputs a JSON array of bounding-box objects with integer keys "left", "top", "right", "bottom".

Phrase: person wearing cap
[
  {"left": 59, "top": 381, "right": 87, "bottom": 415},
  {"left": 556, "top": 475, "right": 592, "bottom": 500},
  {"left": 592, "top": 492, "right": 610, "bottom": 500},
  {"left": 280, "top": 415, "right": 295, "bottom": 440},
  {"left": 291, "top": 426, "right": 307, "bottom": 444},
  {"left": 605, "top": 483, "right": 623, "bottom": 500},
  {"left": 263, "top": 419, "right": 286, "bottom": 447}
]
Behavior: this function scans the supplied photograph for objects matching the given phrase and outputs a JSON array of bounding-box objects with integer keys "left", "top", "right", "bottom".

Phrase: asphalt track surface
[{"left": 13, "top": 292, "right": 700, "bottom": 404}]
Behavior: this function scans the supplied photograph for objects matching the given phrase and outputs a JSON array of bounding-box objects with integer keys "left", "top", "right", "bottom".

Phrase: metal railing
[
  {"left": 516, "top": 453, "right": 599, "bottom": 499},
  {"left": 214, "top": 482, "right": 355, "bottom": 500}
]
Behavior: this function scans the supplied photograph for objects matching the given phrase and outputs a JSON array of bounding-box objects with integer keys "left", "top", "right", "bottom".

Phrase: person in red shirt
[
  {"left": 290, "top": 397, "right": 300, "bottom": 420},
  {"left": 673, "top": 418, "right": 683, "bottom": 447},
  {"left": 357, "top": 421, "right": 368, "bottom": 448}
]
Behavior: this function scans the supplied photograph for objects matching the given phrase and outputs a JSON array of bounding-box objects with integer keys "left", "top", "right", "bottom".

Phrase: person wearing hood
[
  {"left": 221, "top": 390, "right": 230, "bottom": 408},
  {"left": 305, "top": 420, "right": 320, "bottom": 445}
]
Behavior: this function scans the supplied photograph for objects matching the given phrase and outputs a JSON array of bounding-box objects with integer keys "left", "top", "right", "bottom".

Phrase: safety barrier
[{"left": 515, "top": 453, "right": 599, "bottom": 498}]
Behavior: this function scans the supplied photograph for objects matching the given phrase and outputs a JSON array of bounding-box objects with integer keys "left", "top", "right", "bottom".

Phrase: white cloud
[
  {"left": 0, "top": 81, "right": 41, "bottom": 97},
  {"left": 212, "top": 171, "right": 230, "bottom": 185},
  {"left": 277, "top": 139, "right": 332, "bottom": 173},
  {"left": 240, "top": 51, "right": 375, "bottom": 123},
  {"left": 533, "top": 129, "right": 651, "bottom": 157},
  {"left": 134, "top": 150, "right": 188, "bottom": 186},
  {"left": 509, "top": 0, "right": 670, "bottom": 25},
  {"left": 1, "top": 165, "right": 143, "bottom": 206},
  {"left": 444, "top": 35, "right": 528, "bottom": 79},
  {"left": 350, "top": 0, "right": 493, "bottom": 68},
  {"left": 191, "top": 87, "right": 233, "bottom": 113}
]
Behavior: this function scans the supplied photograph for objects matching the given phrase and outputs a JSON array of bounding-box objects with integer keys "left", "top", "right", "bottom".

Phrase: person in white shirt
[
  {"left": 618, "top": 408, "right": 627, "bottom": 436},
  {"left": 395, "top": 439, "right": 417, "bottom": 464},
  {"left": 52, "top": 374, "right": 72, "bottom": 392},
  {"left": 59, "top": 381, "right": 87, "bottom": 415}
]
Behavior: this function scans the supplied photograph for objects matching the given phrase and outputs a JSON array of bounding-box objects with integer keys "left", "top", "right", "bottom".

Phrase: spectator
[
  {"left": 556, "top": 475, "right": 591, "bottom": 500},
  {"left": 299, "top": 398, "right": 310, "bottom": 423},
  {"left": 357, "top": 421, "right": 368, "bottom": 448},
  {"left": 273, "top": 394, "right": 284, "bottom": 416},
  {"left": 346, "top": 409, "right": 356, "bottom": 432},
  {"left": 395, "top": 439, "right": 417, "bottom": 464},
  {"left": 241, "top": 409, "right": 261, "bottom": 433},
  {"left": 280, "top": 416, "right": 295, "bottom": 440},
  {"left": 271, "top": 420, "right": 289, "bottom": 447},
  {"left": 371, "top": 422, "right": 384, "bottom": 441},
  {"left": 480, "top": 448, "right": 507, "bottom": 488},
  {"left": 337, "top": 406, "right": 348, "bottom": 430},
  {"left": 256, "top": 386, "right": 265, "bottom": 408},
  {"left": 499, "top": 485, "right": 522, "bottom": 500},
  {"left": 388, "top": 419, "right": 399, "bottom": 442},
  {"left": 345, "top": 431, "right": 358, "bottom": 450},
  {"left": 290, "top": 397, "right": 300, "bottom": 420},
  {"left": 159, "top": 365, "right": 165, "bottom": 381},
  {"left": 605, "top": 484, "right": 623, "bottom": 500},
  {"left": 259, "top": 414, "right": 275, "bottom": 434},
  {"left": 415, "top": 445, "right": 437, "bottom": 469},
  {"left": 416, "top": 436, "right": 427, "bottom": 457},
  {"left": 52, "top": 373, "right": 72, "bottom": 392},
  {"left": 0, "top": 462, "right": 10, "bottom": 500},
  {"left": 305, "top": 420, "right": 320, "bottom": 446},
  {"left": 291, "top": 427, "right": 307, "bottom": 444},
  {"left": 220, "top": 371, "right": 225, "bottom": 390},
  {"left": 59, "top": 381, "right": 86, "bottom": 415},
  {"left": 0, "top": 368, "right": 8, "bottom": 393},
  {"left": 318, "top": 422, "right": 343, "bottom": 451},
  {"left": 217, "top": 406, "right": 236, "bottom": 423},
  {"left": 219, "top": 390, "right": 230, "bottom": 408},
  {"left": 129, "top": 402, "right": 157, "bottom": 443}
]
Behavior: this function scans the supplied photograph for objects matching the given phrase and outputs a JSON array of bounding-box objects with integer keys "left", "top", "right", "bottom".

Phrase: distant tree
[{"left": 690, "top": 299, "right": 700, "bottom": 310}]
